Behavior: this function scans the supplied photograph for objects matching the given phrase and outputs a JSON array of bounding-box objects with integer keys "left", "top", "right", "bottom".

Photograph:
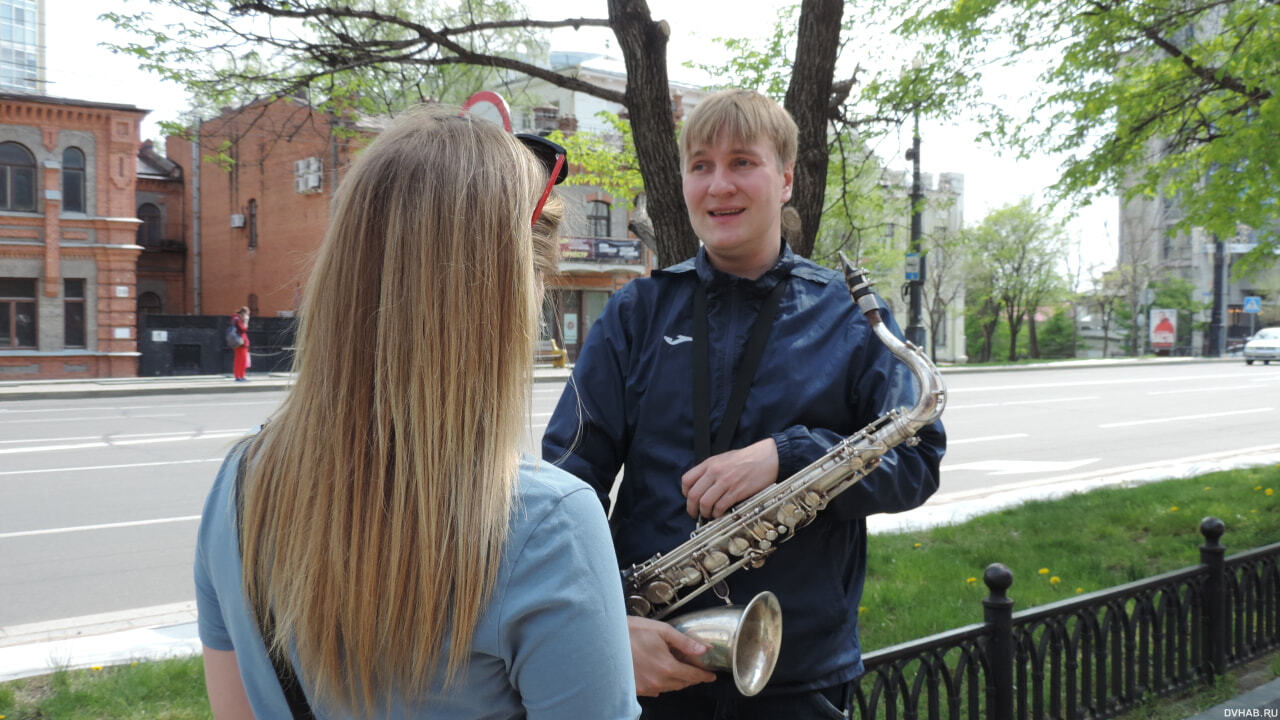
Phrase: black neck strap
[{"left": 692, "top": 278, "right": 787, "bottom": 463}]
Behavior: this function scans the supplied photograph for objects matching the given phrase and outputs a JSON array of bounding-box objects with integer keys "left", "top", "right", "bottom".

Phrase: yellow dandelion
[
  {"left": 858, "top": 606, "right": 867, "bottom": 615},
  {"left": 1256, "top": 486, "right": 1264, "bottom": 491},
  {"left": 91, "top": 665, "right": 103, "bottom": 671},
  {"left": 131, "top": 661, "right": 139, "bottom": 667},
  {"left": 1169, "top": 506, "right": 1179, "bottom": 512},
  {"left": 1050, "top": 576, "right": 1061, "bottom": 585},
  {"left": 913, "top": 542, "right": 922, "bottom": 548},
  {"left": 1252, "top": 509, "right": 1259, "bottom": 514},
  {"left": 966, "top": 576, "right": 977, "bottom": 584},
  {"left": 1076, "top": 587, "right": 1084, "bottom": 594},
  {"left": 1267, "top": 489, "right": 1275, "bottom": 496},
  {"left": 1038, "top": 567, "right": 1049, "bottom": 575},
  {"left": 1204, "top": 486, "right": 1211, "bottom": 491}
]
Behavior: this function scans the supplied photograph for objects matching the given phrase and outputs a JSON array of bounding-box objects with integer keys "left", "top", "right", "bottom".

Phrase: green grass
[
  {"left": 1, "top": 464, "right": 1276, "bottom": 718},
  {"left": 0, "top": 656, "right": 210, "bottom": 719},
  {"left": 860, "top": 463, "right": 1280, "bottom": 651}
]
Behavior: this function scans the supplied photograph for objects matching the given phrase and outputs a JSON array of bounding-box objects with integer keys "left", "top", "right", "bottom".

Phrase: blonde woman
[{"left": 194, "top": 106, "right": 639, "bottom": 719}]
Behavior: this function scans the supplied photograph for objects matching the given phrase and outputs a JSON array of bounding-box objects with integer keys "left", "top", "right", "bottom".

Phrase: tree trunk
[
  {"left": 1028, "top": 315, "right": 1040, "bottom": 358},
  {"left": 783, "top": 0, "right": 843, "bottom": 259},
  {"left": 608, "top": 0, "right": 697, "bottom": 267}
]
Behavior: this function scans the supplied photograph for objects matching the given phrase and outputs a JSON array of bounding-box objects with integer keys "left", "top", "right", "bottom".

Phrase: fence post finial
[
  {"left": 1199, "top": 517, "right": 1227, "bottom": 677},
  {"left": 983, "top": 563, "right": 1015, "bottom": 720}
]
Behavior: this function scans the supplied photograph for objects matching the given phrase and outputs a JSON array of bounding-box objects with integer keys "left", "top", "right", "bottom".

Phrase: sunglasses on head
[{"left": 516, "top": 133, "right": 568, "bottom": 227}]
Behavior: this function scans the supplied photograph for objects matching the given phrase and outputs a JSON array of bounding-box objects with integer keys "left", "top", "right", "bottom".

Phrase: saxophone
[{"left": 621, "top": 255, "right": 947, "bottom": 696}]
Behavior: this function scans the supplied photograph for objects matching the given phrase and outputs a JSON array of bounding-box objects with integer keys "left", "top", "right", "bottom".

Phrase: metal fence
[{"left": 850, "top": 518, "right": 1280, "bottom": 719}]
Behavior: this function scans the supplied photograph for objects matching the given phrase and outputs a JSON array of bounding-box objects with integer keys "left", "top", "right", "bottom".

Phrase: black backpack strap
[{"left": 232, "top": 438, "right": 316, "bottom": 719}]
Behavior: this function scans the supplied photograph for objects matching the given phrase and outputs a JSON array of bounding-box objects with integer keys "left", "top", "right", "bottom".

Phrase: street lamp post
[{"left": 904, "top": 107, "right": 927, "bottom": 348}]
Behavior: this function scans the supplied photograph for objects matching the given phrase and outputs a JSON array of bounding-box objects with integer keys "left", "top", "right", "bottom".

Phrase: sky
[{"left": 50, "top": 0, "right": 1118, "bottom": 276}]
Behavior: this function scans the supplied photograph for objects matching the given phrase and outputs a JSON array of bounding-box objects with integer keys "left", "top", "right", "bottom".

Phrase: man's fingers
[{"left": 656, "top": 622, "right": 708, "bottom": 658}]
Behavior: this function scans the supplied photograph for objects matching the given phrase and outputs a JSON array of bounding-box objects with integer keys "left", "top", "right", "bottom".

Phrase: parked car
[{"left": 1243, "top": 327, "right": 1280, "bottom": 365}]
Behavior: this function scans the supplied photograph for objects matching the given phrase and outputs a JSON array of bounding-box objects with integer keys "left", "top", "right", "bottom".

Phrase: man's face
[{"left": 682, "top": 133, "right": 793, "bottom": 277}]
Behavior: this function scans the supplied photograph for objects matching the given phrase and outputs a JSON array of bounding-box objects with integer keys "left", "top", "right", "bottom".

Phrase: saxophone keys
[
  {"left": 681, "top": 567, "right": 702, "bottom": 585},
  {"left": 644, "top": 581, "right": 676, "bottom": 604},
  {"left": 701, "top": 550, "right": 730, "bottom": 572},
  {"left": 727, "top": 537, "right": 751, "bottom": 556},
  {"left": 627, "top": 595, "right": 653, "bottom": 616}
]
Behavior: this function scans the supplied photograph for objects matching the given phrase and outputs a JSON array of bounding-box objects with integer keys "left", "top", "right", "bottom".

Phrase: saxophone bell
[{"left": 668, "top": 591, "right": 782, "bottom": 696}]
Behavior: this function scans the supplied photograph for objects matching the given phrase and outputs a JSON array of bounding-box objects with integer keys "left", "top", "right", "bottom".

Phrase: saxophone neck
[{"left": 837, "top": 252, "right": 946, "bottom": 429}]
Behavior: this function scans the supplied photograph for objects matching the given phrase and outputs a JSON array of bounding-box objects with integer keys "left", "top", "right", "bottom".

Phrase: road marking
[
  {"left": 928, "top": 443, "right": 1280, "bottom": 504},
  {"left": 0, "top": 413, "right": 187, "bottom": 425},
  {"left": 0, "top": 515, "right": 201, "bottom": 540},
  {"left": 0, "top": 430, "right": 249, "bottom": 455},
  {"left": 949, "top": 396, "right": 1097, "bottom": 410},
  {"left": 0, "top": 400, "right": 281, "bottom": 415},
  {"left": 944, "top": 458, "right": 1100, "bottom": 476},
  {"left": 1099, "top": 407, "right": 1274, "bottom": 429},
  {"left": 948, "top": 433, "right": 1029, "bottom": 445},
  {"left": 951, "top": 372, "right": 1247, "bottom": 393},
  {"left": 1148, "top": 384, "right": 1276, "bottom": 395},
  {"left": 0, "top": 458, "right": 222, "bottom": 477}
]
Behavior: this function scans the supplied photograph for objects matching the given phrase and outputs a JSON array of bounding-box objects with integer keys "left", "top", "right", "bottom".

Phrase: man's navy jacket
[{"left": 542, "top": 244, "right": 946, "bottom": 694}]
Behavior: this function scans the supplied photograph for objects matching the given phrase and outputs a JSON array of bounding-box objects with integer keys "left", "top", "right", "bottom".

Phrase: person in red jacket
[{"left": 231, "top": 307, "right": 250, "bottom": 381}]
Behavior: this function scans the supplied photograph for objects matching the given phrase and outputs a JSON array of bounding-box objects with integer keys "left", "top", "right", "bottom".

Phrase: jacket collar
[{"left": 657, "top": 239, "right": 830, "bottom": 291}]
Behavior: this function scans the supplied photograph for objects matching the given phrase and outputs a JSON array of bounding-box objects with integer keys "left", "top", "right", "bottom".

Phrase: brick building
[
  {"left": 0, "top": 92, "right": 146, "bottom": 379},
  {"left": 164, "top": 99, "right": 370, "bottom": 319}
]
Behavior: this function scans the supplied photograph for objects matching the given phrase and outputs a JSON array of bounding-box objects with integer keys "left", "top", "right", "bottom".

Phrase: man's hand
[
  {"left": 628, "top": 616, "right": 717, "bottom": 697},
  {"left": 681, "top": 437, "right": 779, "bottom": 519}
]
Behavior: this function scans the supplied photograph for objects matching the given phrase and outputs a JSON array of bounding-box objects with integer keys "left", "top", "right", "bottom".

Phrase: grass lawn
[{"left": 2, "top": 463, "right": 1277, "bottom": 718}]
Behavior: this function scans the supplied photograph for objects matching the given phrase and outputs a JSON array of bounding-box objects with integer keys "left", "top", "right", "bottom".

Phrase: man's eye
[{"left": 733, "top": 158, "right": 753, "bottom": 168}]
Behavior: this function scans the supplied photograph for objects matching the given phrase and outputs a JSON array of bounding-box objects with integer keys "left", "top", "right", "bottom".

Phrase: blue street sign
[
  {"left": 905, "top": 252, "right": 921, "bottom": 281},
  {"left": 1243, "top": 296, "right": 1262, "bottom": 314}
]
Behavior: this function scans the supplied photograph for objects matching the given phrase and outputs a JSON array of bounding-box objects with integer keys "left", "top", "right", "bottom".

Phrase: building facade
[
  {"left": 0, "top": 0, "right": 43, "bottom": 94},
  {"left": 163, "top": 99, "right": 369, "bottom": 319},
  {"left": 1120, "top": 189, "right": 1280, "bottom": 353},
  {"left": 0, "top": 93, "right": 146, "bottom": 378},
  {"left": 877, "top": 169, "right": 967, "bottom": 364}
]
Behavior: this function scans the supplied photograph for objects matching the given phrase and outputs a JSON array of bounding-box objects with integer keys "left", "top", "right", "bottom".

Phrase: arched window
[
  {"left": 0, "top": 142, "right": 36, "bottom": 212},
  {"left": 137, "top": 203, "right": 162, "bottom": 247},
  {"left": 137, "top": 291, "right": 163, "bottom": 315},
  {"left": 587, "top": 200, "right": 611, "bottom": 238},
  {"left": 62, "top": 147, "right": 85, "bottom": 213}
]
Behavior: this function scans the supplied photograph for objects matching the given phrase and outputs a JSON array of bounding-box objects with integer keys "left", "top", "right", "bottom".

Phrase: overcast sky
[{"left": 50, "top": 0, "right": 1118, "bottom": 275}]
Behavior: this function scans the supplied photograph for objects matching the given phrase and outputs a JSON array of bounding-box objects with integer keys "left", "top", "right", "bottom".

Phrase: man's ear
[{"left": 781, "top": 163, "right": 794, "bottom": 203}]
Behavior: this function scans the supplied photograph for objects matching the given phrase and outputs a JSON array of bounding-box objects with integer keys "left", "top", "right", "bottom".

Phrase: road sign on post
[
  {"left": 1243, "top": 296, "right": 1262, "bottom": 314},
  {"left": 905, "top": 252, "right": 921, "bottom": 281},
  {"left": 1150, "top": 308, "right": 1177, "bottom": 352}
]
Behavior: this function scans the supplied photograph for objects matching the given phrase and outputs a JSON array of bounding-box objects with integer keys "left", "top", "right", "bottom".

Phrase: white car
[{"left": 1243, "top": 327, "right": 1280, "bottom": 365}]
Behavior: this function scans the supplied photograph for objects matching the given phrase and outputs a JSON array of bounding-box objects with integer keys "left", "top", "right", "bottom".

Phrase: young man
[{"left": 542, "top": 89, "right": 945, "bottom": 718}]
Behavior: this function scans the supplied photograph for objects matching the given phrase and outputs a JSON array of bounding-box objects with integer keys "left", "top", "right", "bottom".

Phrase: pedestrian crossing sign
[{"left": 1243, "top": 296, "right": 1262, "bottom": 313}]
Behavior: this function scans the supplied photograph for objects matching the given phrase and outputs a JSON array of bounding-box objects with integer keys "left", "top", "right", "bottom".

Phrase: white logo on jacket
[{"left": 664, "top": 335, "right": 693, "bottom": 346}]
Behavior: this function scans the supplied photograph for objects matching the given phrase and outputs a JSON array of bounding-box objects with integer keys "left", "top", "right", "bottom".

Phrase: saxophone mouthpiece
[{"left": 837, "top": 252, "right": 882, "bottom": 318}]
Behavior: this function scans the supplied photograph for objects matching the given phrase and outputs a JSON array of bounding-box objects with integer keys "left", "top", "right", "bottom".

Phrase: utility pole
[
  {"left": 1207, "top": 237, "right": 1224, "bottom": 357},
  {"left": 904, "top": 107, "right": 926, "bottom": 348}
]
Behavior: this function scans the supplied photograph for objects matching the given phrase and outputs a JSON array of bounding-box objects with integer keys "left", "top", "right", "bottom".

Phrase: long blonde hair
[{"left": 239, "top": 105, "right": 556, "bottom": 714}]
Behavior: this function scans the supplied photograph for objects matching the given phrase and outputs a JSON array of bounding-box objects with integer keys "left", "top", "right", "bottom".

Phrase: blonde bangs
[{"left": 680, "top": 89, "right": 798, "bottom": 169}]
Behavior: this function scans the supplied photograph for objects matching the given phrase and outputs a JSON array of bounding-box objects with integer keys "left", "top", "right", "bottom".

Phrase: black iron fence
[{"left": 850, "top": 518, "right": 1280, "bottom": 719}]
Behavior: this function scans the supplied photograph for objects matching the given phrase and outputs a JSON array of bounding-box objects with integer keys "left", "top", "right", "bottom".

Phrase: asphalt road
[{"left": 1, "top": 362, "right": 1277, "bottom": 628}]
